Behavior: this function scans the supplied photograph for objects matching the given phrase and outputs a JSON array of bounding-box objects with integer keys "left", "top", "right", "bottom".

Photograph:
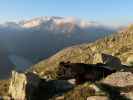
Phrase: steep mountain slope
[
  {"left": 0, "top": 25, "right": 132, "bottom": 100},
  {"left": 32, "top": 25, "right": 133, "bottom": 77},
  {"left": 0, "top": 16, "right": 116, "bottom": 79}
]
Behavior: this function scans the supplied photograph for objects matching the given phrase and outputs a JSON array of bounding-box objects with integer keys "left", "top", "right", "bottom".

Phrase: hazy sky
[{"left": 0, "top": 0, "right": 133, "bottom": 26}]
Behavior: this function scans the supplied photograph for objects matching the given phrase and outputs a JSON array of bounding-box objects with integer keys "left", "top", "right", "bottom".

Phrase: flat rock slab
[{"left": 102, "top": 72, "right": 133, "bottom": 87}]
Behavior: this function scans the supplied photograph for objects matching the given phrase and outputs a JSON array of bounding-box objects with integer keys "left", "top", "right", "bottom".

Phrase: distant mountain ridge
[
  {"left": 1, "top": 16, "right": 117, "bottom": 33},
  {"left": 0, "top": 16, "right": 117, "bottom": 79}
]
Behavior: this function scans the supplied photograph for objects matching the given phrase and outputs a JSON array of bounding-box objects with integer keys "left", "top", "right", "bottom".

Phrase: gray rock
[{"left": 93, "top": 53, "right": 121, "bottom": 67}]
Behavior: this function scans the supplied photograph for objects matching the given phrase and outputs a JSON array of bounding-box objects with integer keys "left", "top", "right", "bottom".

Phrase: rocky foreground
[
  {"left": 1, "top": 68, "right": 133, "bottom": 100},
  {"left": 0, "top": 25, "right": 133, "bottom": 100}
]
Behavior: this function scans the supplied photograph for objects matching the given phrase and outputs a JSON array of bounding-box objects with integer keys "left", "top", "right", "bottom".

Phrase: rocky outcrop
[
  {"left": 8, "top": 71, "right": 27, "bottom": 100},
  {"left": 57, "top": 61, "right": 116, "bottom": 84},
  {"left": 75, "top": 72, "right": 133, "bottom": 100},
  {"left": 93, "top": 53, "right": 121, "bottom": 67},
  {"left": 101, "top": 72, "right": 133, "bottom": 100},
  {"left": 8, "top": 70, "right": 74, "bottom": 100},
  {"left": 8, "top": 71, "right": 41, "bottom": 100}
]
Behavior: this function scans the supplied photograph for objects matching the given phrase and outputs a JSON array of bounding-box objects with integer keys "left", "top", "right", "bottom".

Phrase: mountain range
[{"left": 0, "top": 16, "right": 117, "bottom": 79}]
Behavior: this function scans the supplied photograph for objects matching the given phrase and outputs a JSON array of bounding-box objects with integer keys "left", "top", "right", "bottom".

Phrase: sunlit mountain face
[{"left": 0, "top": 16, "right": 117, "bottom": 79}]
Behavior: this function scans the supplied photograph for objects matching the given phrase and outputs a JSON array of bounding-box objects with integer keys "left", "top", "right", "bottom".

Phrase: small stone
[
  {"left": 89, "top": 84, "right": 101, "bottom": 92},
  {"left": 68, "top": 79, "right": 76, "bottom": 85}
]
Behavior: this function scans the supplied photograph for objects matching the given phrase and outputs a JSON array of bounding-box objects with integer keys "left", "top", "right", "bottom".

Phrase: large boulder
[
  {"left": 57, "top": 61, "right": 116, "bottom": 84},
  {"left": 100, "top": 72, "right": 133, "bottom": 100},
  {"left": 8, "top": 71, "right": 27, "bottom": 100},
  {"left": 93, "top": 53, "right": 121, "bottom": 67},
  {"left": 8, "top": 71, "right": 73, "bottom": 100},
  {"left": 8, "top": 71, "right": 41, "bottom": 100}
]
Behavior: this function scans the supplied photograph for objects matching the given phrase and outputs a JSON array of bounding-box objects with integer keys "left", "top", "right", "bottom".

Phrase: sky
[{"left": 0, "top": 0, "right": 133, "bottom": 26}]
